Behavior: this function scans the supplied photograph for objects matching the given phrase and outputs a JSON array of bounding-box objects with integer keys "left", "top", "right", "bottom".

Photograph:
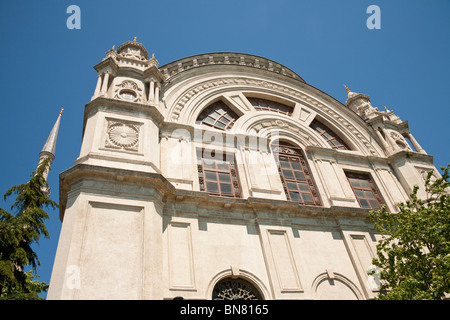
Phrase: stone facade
[{"left": 47, "top": 39, "right": 439, "bottom": 300}]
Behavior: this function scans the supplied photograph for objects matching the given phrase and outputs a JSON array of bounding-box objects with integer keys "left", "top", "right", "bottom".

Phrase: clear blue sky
[{"left": 1, "top": 0, "right": 449, "bottom": 298}]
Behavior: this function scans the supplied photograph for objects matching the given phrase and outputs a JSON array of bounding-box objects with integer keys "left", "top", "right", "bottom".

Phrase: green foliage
[
  {"left": 369, "top": 165, "right": 450, "bottom": 300},
  {"left": 0, "top": 158, "right": 58, "bottom": 299}
]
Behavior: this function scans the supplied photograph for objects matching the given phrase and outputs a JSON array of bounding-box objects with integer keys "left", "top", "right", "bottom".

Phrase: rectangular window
[
  {"left": 274, "top": 145, "right": 321, "bottom": 206},
  {"left": 197, "top": 150, "right": 241, "bottom": 198},
  {"left": 345, "top": 172, "right": 384, "bottom": 210}
]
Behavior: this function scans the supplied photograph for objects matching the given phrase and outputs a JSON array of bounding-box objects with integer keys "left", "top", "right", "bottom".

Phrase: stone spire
[
  {"left": 38, "top": 108, "right": 63, "bottom": 188},
  {"left": 40, "top": 108, "right": 63, "bottom": 160}
]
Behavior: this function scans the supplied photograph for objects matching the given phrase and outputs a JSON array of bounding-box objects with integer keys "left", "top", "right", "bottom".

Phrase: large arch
[{"left": 163, "top": 70, "right": 384, "bottom": 157}]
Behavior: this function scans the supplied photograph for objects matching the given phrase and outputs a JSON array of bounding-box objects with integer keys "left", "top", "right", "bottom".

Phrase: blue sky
[{"left": 1, "top": 0, "right": 449, "bottom": 298}]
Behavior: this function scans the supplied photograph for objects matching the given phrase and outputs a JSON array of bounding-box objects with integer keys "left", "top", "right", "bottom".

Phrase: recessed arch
[
  {"left": 232, "top": 112, "right": 327, "bottom": 149},
  {"left": 311, "top": 272, "right": 364, "bottom": 300},
  {"left": 164, "top": 75, "right": 384, "bottom": 156}
]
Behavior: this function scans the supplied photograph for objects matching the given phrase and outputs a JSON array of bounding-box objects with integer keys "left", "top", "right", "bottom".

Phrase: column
[
  {"left": 91, "top": 74, "right": 103, "bottom": 100},
  {"left": 406, "top": 132, "right": 426, "bottom": 154},
  {"left": 148, "top": 80, "right": 155, "bottom": 104},
  {"left": 380, "top": 127, "right": 398, "bottom": 152},
  {"left": 100, "top": 72, "right": 110, "bottom": 96},
  {"left": 154, "top": 83, "right": 160, "bottom": 105},
  {"left": 375, "top": 128, "right": 390, "bottom": 152}
]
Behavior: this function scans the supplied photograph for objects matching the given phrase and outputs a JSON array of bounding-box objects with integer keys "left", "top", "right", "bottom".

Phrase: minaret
[{"left": 38, "top": 108, "right": 63, "bottom": 195}]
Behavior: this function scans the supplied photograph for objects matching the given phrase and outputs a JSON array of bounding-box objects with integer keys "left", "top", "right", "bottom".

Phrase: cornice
[
  {"left": 159, "top": 52, "right": 305, "bottom": 84},
  {"left": 82, "top": 97, "right": 165, "bottom": 137},
  {"left": 59, "top": 163, "right": 375, "bottom": 222}
]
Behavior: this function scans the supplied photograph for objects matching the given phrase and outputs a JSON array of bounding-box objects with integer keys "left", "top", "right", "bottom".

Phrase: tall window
[
  {"left": 247, "top": 97, "right": 293, "bottom": 116},
  {"left": 310, "top": 119, "right": 350, "bottom": 150},
  {"left": 197, "top": 150, "right": 241, "bottom": 198},
  {"left": 273, "top": 142, "right": 321, "bottom": 206},
  {"left": 196, "top": 101, "right": 239, "bottom": 131},
  {"left": 345, "top": 172, "right": 384, "bottom": 210}
]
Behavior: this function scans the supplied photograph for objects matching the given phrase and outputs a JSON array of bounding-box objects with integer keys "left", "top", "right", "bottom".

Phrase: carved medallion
[{"left": 105, "top": 120, "right": 140, "bottom": 151}]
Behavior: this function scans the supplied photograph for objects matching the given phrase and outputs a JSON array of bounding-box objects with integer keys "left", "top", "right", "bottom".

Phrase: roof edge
[{"left": 159, "top": 52, "right": 305, "bottom": 83}]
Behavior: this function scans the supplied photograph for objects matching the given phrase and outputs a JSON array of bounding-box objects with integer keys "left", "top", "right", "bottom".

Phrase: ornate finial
[
  {"left": 133, "top": 36, "right": 137, "bottom": 43},
  {"left": 112, "top": 45, "right": 115, "bottom": 50},
  {"left": 152, "top": 53, "right": 155, "bottom": 59},
  {"left": 344, "top": 84, "right": 351, "bottom": 94},
  {"left": 59, "top": 107, "right": 64, "bottom": 116}
]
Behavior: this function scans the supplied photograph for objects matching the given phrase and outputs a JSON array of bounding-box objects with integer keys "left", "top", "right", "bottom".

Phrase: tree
[
  {"left": 0, "top": 158, "right": 58, "bottom": 299},
  {"left": 369, "top": 164, "right": 450, "bottom": 300}
]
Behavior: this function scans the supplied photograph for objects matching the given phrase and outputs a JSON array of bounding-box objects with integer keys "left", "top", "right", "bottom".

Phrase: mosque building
[{"left": 46, "top": 38, "right": 439, "bottom": 300}]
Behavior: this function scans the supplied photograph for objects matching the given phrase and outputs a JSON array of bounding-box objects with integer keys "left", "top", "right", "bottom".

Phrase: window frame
[
  {"left": 247, "top": 97, "right": 294, "bottom": 116},
  {"left": 345, "top": 171, "right": 385, "bottom": 210},
  {"left": 196, "top": 101, "right": 239, "bottom": 131},
  {"left": 273, "top": 143, "right": 321, "bottom": 206},
  {"left": 310, "top": 119, "right": 350, "bottom": 150},
  {"left": 197, "top": 150, "right": 241, "bottom": 198}
]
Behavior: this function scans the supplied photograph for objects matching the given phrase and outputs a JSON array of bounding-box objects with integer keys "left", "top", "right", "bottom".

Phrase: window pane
[
  {"left": 216, "top": 161, "right": 229, "bottom": 171},
  {"left": 206, "top": 182, "right": 219, "bottom": 193},
  {"left": 218, "top": 172, "right": 231, "bottom": 183},
  {"left": 203, "top": 159, "right": 216, "bottom": 169},
  {"left": 215, "top": 121, "right": 226, "bottom": 129},
  {"left": 355, "top": 189, "right": 365, "bottom": 198},
  {"left": 298, "top": 182, "right": 310, "bottom": 192},
  {"left": 359, "top": 199, "right": 370, "bottom": 208},
  {"left": 348, "top": 178, "right": 360, "bottom": 188},
  {"left": 290, "top": 159, "right": 302, "bottom": 171},
  {"left": 280, "top": 160, "right": 290, "bottom": 169},
  {"left": 204, "top": 171, "right": 217, "bottom": 181},
  {"left": 360, "top": 180, "right": 370, "bottom": 189},
  {"left": 203, "top": 117, "right": 215, "bottom": 125},
  {"left": 301, "top": 193, "right": 313, "bottom": 203},
  {"left": 364, "top": 190, "right": 375, "bottom": 199},
  {"left": 286, "top": 181, "right": 297, "bottom": 191},
  {"left": 220, "top": 183, "right": 233, "bottom": 195},
  {"left": 282, "top": 170, "right": 294, "bottom": 179},
  {"left": 294, "top": 171, "right": 306, "bottom": 181},
  {"left": 289, "top": 191, "right": 301, "bottom": 201},
  {"left": 369, "top": 200, "right": 380, "bottom": 209}
]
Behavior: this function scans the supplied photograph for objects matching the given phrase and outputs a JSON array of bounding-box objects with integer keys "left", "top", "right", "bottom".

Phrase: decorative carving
[
  {"left": 114, "top": 80, "right": 142, "bottom": 102},
  {"left": 212, "top": 278, "right": 262, "bottom": 300},
  {"left": 105, "top": 120, "right": 141, "bottom": 151}
]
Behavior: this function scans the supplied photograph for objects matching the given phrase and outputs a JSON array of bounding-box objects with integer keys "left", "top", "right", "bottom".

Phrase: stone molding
[{"left": 160, "top": 52, "right": 305, "bottom": 83}]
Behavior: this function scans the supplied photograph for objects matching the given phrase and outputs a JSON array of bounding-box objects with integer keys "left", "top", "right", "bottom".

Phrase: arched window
[
  {"left": 272, "top": 142, "right": 321, "bottom": 206},
  {"left": 196, "top": 101, "right": 239, "bottom": 131},
  {"left": 212, "top": 278, "right": 263, "bottom": 300},
  {"left": 310, "top": 119, "right": 350, "bottom": 150},
  {"left": 247, "top": 97, "right": 293, "bottom": 116}
]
